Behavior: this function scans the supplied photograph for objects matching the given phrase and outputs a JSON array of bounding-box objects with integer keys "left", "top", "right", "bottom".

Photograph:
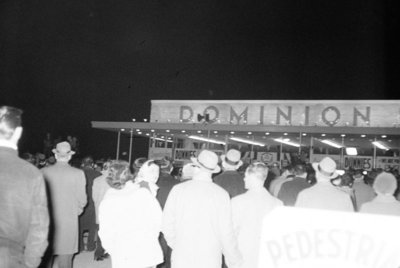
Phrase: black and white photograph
[{"left": 1, "top": 0, "right": 400, "bottom": 267}]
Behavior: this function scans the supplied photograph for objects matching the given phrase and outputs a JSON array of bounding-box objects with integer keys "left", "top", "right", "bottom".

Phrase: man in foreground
[{"left": 0, "top": 106, "right": 49, "bottom": 268}]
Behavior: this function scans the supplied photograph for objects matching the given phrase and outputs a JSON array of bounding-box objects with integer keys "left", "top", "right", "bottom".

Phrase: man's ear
[{"left": 10, "top": 126, "right": 23, "bottom": 145}]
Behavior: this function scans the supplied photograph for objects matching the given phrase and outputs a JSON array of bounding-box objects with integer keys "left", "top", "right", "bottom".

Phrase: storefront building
[{"left": 92, "top": 100, "right": 400, "bottom": 171}]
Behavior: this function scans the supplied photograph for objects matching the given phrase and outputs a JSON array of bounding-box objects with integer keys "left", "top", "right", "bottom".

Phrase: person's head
[
  {"left": 269, "top": 162, "right": 281, "bottom": 176},
  {"left": 155, "top": 157, "right": 173, "bottom": 174},
  {"left": 21, "top": 152, "right": 35, "bottom": 165},
  {"left": 132, "top": 157, "right": 147, "bottom": 175},
  {"left": 191, "top": 150, "right": 221, "bottom": 178},
  {"left": 81, "top": 156, "right": 94, "bottom": 168},
  {"left": 294, "top": 164, "right": 307, "bottom": 176},
  {"left": 373, "top": 172, "right": 397, "bottom": 196},
  {"left": 136, "top": 160, "right": 160, "bottom": 184},
  {"left": 353, "top": 169, "right": 364, "bottom": 180},
  {"left": 221, "top": 149, "right": 243, "bottom": 171},
  {"left": 181, "top": 163, "right": 196, "bottom": 181},
  {"left": 244, "top": 162, "right": 269, "bottom": 189},
  {"left": 331, "top": 173, "right": 354, "bottom": 188},
  {"left": 101, "top": 160, "right": 112, "bottom": 175},
  {"left": 106, "top": 160, "right": 133, "bottom": 190},
  {"left": 52, "top": 141, "right": 75, "bottom": 162},
  {"left": 0, "top": 106, "right": 23, "bottom": 145},
  {"left": 312, "top": 157, "right": 338, "bottom": 182}
]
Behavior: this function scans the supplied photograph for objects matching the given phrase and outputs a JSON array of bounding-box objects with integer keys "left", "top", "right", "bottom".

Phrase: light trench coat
[
  {"left": 295, "top": 181, "right": 354, "bottom": 212},
  {"left": 99, "top": 181, "right": 163, "bottom": 268},
  {"left": 231, "top": 188, "right": 283, "bottom": 268},
  {"left": 162, "top": 175, "right": 242, "bottom": 268},
  {"left": 360, "top": 195, "right": 400, "bottom": 216},
  {"left": 41, "top": 162, "right": 87, "bottom": 254}
]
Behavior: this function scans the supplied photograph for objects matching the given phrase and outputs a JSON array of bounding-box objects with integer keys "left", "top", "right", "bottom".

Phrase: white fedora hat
[
  {"left": 52, "top": 141, "right": 75, "bottom": 157},
  {"left": 221, "top": 149, "right": 243, "bottom": 169},
  {"left": 191, "top": 150, "right": 221, "bottom": 174},
  {"left": 312, "top": 157, "right": 338, "bottom": 180}
]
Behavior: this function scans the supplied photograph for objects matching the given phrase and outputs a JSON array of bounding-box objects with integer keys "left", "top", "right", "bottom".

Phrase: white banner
[{"left": 259, "top": 207, "right": 400, "bottom": 268}]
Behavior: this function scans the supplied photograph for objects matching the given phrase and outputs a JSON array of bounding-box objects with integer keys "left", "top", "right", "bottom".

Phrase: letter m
[{"left": 230, "top": 107, "right": 248, "bottom": 124}]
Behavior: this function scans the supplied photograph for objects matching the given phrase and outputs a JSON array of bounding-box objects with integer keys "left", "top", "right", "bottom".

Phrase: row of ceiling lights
[{"left": 120, "top": 128, "right": 389, "bottom": 139}]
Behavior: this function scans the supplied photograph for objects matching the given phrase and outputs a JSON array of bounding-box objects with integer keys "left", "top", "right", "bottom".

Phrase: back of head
[
  {"left": 155, "top": 157, "right": 173, "bottom": 173},
  {"left": 137, "top": 160, "right": 160, "bottom": 183},
  {"left": 0, "top": 106, "right": 22, "bottom": 141},
  {"left": 294, "top": 164, "right": 306, "bottom": 176},
  {"left": 106, "top": 160, "right": 133, "bottom": 190},
  {"left": 81, "top": 156, "right": 94, "bottom": 168},
  {"left": 373, "top": 172, "right": 397, "bottom": 195},
  {"left": 246, "top": 162, "right": 269, "bottom": 182}
]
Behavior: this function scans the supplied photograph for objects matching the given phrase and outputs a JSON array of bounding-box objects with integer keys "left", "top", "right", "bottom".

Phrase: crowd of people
[{"left": 2, "top": 105, "right": 400, "bottom": 268}]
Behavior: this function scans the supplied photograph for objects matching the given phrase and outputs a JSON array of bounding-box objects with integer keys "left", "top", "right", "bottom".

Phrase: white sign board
[
  {"left": 258, "top": 207, "right": 400, "bottom": 268},
  {"left": 344, "top": 156, "right": 373, "bottom": 171}
]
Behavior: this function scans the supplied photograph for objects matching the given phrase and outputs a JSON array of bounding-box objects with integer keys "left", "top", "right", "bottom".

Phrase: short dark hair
[{"left": 0, "top": 106, "right": 23, "bottom": 139}]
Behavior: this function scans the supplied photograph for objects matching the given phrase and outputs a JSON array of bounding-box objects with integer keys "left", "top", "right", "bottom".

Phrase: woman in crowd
[{"left": 98, "top": 160, "right": 163, "bottom": 268}]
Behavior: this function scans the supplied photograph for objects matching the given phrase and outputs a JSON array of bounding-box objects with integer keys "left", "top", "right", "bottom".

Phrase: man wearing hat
[
  {"left": 0, "top": 106, "right": 49, "bottom": 268},
  {"left": 214, "top": 149, "right": 246, "bottom": 198},
  {"left": 42, "top": 141, "right": 87, "bottom": 268},
  {"left": 352, "top": 169, "right": 375, "bottom": 211},
  {"left": 295, "top": 157, "right": 354, "bottom": 211},
  {"left": 162, "top": 150, "right": 242, "bottom": 268}
]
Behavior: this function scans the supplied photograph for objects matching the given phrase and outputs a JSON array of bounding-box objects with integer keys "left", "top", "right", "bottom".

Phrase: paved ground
[{"left": 73, "top": 251, "right": 111, "bottom": 268}]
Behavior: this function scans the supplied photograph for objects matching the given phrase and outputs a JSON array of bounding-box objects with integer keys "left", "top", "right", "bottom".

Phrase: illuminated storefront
[{"left": 92, "top": 100, "right": 400, "bottom": 170}]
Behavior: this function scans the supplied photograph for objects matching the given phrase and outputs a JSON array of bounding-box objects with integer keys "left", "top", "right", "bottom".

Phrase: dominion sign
[{"left": 150, "top": 100, "right": 400, "bottom": 128}]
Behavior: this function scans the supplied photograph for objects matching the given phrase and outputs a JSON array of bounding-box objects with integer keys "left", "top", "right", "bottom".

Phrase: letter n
[
  {"left": 353, "top": 107, "right": 370, "bottom": 126},
  {"left": 276, "top": 107, "right": 292, "bottom": 125}
]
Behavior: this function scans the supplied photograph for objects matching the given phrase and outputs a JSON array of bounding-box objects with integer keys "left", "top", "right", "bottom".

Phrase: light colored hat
[
  {"left": 191, "top": 150, "right": 221, "bottom": 174},
  {"left": 181, "top": 163, "right": 196, "bottom": 180},
  {"left": 373, "top": 172, "right": 397, "bottom": 195},
  {"left": 137, "top": 160, "right": 160, "bottom": 182},
  {"left": 52, "top": 141, "right": 75, "bottom": 156},
  {"left": 312, "top": 157, "right": 338, "bottom": 180},
  {"left": 221, "top": 149, "right": 243, "bottom": 169}
]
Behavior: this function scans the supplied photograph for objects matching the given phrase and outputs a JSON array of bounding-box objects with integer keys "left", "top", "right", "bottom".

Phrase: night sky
[{"left": 1, "top": 0, "right": 399, "bottom": 159}]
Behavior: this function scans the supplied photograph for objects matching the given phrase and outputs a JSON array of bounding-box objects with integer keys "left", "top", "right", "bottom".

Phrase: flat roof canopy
[{"left": 92, "top": 121, "right": 400, "bottom": 149}]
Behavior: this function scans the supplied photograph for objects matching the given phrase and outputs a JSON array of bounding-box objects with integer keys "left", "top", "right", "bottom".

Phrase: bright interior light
[
  {"left": 230, "top": 137, "right": 265, "bottom": 147},
  {"left": 152, "top": 137, "right": 173, "bottom": 143},
  {"left": 274, "top": 138, "right": 300, "bottom": 147},
  {"left": 189, "top": 135, "right": 226, "bottom": 145},
  {"left": 372, "top": 141, "right": 390, "bottom": 150},
  {"left": 346, "top": 147, "right": 358, "bottom": 155},
  {"left": 321, "top": 139, "right": 343, "bottom": 149}
]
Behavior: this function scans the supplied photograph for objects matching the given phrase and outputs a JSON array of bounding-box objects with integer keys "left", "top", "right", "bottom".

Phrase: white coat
[
  {"left": 360, "top": 195, "right": 400, "bottom": 216},
  {"left": 162, "top": 175, "right": 242, "bottom": 268},
  {"left": 295, "top": 181, "right": 354, "bottom": 212},
  {"left": 231, "top": 188, "right": 282, "bottom": 268},
  {"left": 99, "top": 181, "right": 163, "bottom": 268}
]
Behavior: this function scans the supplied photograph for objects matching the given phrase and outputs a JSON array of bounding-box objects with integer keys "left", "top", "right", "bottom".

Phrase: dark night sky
[{"left": 1, "top": 0, "right": 399, "bottom": 158}]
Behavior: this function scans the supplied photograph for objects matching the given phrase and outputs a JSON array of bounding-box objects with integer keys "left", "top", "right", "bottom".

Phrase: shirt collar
[{"left": 0, "top": 140, "right": 17, "bottom": 150}]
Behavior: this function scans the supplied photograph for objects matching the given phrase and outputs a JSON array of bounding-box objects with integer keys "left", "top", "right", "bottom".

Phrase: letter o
[{"left": 322, "top": 106, "right": 340, "bottom": 126}]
